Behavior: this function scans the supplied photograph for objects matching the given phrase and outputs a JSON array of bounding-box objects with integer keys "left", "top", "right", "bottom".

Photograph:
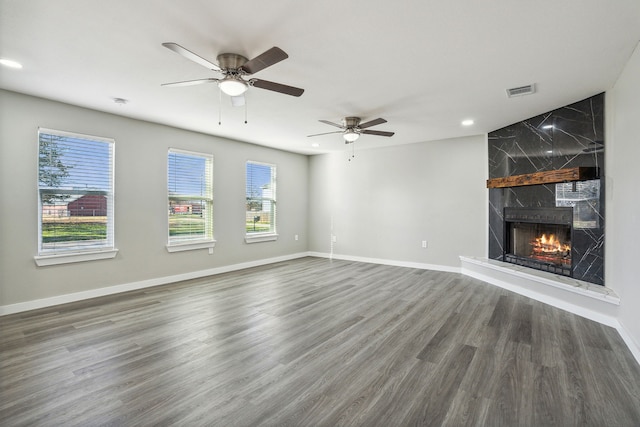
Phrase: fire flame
[{"left": 532, "top": 234, "right": 570, "bottom": 254}]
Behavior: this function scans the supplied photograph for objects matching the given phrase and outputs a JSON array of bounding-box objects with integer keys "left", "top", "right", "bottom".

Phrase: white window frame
[
  {"left": 35, "top": 128, "right": 117, "bottom": 266},
  {"left": 245, "top": 161, "right": 278, "bottom": 243},
  {"left": 166, "top": 148, "right": 215, "bottom": 252}
]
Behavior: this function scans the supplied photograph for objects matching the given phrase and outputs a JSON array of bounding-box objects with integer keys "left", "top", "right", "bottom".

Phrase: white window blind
[
  {"left": 167, "top": 149, "right": 213, "bottom": 246},
  {"left": 38, "top": 128, "right": 115, "bottom": 255},
  {"left": 246, "top": 161, "right": 276, "bottom": 235}
]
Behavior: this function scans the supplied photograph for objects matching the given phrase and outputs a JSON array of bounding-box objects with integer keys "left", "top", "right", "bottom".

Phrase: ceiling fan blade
[
  {"left": 231, "top": 95, "right": 245, "bottom": 107},
  {"left": 362, "top": 129, "right": 395, "bottom": 137},
  {"left": 162, "top": 42, "right": 221, "bottom": 71},
  {"left": 307, "top": 131, "right": 343, "bottom": 137},
  {"left": 251, "top": 79, "right": 304, "bottom": 97},
  {"left": 161, "top": 78, "right": 219, "bottom": 87},
  {"left": 359, "top": 118, "right": 387, "bottom": 129},
  {"left": 241, "top": 47, "right": 288, "bottom": 75},
  {"left": 319, "top": 120, "right": 345, "bottom": 129}
]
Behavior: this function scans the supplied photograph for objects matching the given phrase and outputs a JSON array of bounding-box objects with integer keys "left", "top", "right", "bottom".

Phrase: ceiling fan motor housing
[
  {"left": 217, "top": 53, "right": 248, "bottom": 72},
  {"left": 343, "top": 117, "right": 361, "bottom": 127}
]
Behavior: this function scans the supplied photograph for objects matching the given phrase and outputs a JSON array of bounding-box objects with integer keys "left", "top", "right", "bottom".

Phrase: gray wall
[
  {"left": 608, "top": 43, "right": 640, "bottom": 353},
  {"left": 308, "top": 136, "right": 488, "bottom": 268},
  {"left": 0, "top": 90, "right": 308, "bottom": 306}
]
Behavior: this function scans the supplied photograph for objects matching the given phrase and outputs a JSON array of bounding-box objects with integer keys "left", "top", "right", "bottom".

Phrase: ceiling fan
[
  {"left": 308, "top": 117, "right": 395, "bottom": 143},
  {"left": 161, "top": 42, "right": 304, "bottom": 105}
]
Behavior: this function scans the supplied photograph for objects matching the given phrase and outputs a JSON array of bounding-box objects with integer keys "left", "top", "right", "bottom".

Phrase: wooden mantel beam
[{"left": 486, "top": 166, "right": 599, "bottom": 189}]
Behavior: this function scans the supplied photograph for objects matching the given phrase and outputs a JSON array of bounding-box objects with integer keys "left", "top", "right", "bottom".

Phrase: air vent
[{"left": 506, "top": 84, "right": 536, "bottom": 98}]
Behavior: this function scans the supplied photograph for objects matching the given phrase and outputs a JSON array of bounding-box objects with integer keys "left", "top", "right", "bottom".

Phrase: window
[
  {"left": 36, "top": 128, "right": 116, "bottom": 265},
  {"left": 167, "top": 149, "right": 214, "bottom": 252},
  {"left": 245, "top": 161, "right": 277, "bottom": 243}
]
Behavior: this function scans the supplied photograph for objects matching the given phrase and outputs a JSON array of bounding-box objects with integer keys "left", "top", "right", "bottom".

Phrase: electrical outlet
[
  {"left": 208, "top": 247, "right": 214, "bottom": 255},
  {"left": 332, "top": 235, "right": 337, "bottom": 243},
  {"left": 422, "top": 240, "right": 428, "bottom": 249},
  {"left": 295, "top": 234, "right": 299, "bottom": 241}
]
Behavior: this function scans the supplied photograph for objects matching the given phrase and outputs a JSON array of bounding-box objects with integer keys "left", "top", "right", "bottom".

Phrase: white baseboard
[
  {"left": 3, "top": 251, "right": 638, "bottom": 367},
  {"left": 616, "top": 322, "right": 640, "bottom": 367},
  {"left": 459, "top": 256, "right": 619, "bottom": 326},
  {"left": 459, "top": 256, "right": 640, "bottom": 366},
  {"left": 308, "top": 251, "right": 461, "bottom": 273},
  {"left": 0, "top": 252, "right": 311, "bottom": 316},
  {"left": 461, "top": 264, "right": 619, "bottom": 327}
]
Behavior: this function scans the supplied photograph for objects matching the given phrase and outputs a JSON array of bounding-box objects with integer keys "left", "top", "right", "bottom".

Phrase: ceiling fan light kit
[
  {"left": 343, "top": 130, "right": 360, "bottom": 143},
  {"left": 218, "top": 77, "right": 248, "bottom": 97}
]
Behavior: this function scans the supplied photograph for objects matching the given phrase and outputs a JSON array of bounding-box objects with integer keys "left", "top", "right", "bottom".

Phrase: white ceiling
[{"left": 1, "top": 0, "right": 639, "bottom": 155}]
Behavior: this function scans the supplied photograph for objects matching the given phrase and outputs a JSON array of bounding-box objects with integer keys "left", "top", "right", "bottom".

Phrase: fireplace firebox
[{"left": 503, "top": 207, "right": 573, "bottom": 277}]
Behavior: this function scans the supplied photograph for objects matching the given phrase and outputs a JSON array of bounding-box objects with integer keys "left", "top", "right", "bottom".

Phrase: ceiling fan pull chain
[
  {"left": 244, "top": 96, "right": 248, "bottom": 124},
  {"left": 218, "top": 89, "right": 222, "bottom": 125}
]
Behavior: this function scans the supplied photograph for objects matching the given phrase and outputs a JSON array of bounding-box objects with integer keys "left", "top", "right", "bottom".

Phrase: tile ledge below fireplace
[{"left": 459, "top": 256, "right": 619, "bottom": 305}]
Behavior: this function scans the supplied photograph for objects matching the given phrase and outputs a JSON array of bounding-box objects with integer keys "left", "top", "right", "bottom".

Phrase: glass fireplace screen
[
  {"left": 508, "top": 222, "right": 571, "bottom": 264},
  {"left": 503, "top": 207, "right": 573, "bottom": 276}
]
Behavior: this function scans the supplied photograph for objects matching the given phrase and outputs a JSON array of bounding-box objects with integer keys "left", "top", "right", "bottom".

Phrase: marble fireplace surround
[
  {"left": 473, "top": 92, "right": 619, "bottom": 326},
  {"left": 487, "top": 93, "right": 605, "bottom": 286}
]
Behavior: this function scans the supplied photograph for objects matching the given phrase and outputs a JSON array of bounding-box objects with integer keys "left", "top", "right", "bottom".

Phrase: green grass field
[
  {"left": 246, "top": 222, "right": 271, "bottom": 233},
  {"left": 169, "top": 214, "right": 205, "bottom": 236},
  {"left": 42, "top": 214, "right": 271, "bottom": 242},
  {"left": 42, "top": 221, "right": 106, "bottom": 243}
]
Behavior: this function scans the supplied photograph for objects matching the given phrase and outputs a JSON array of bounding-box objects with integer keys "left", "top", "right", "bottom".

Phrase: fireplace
[{"left": 503, "top": 207, "right": 573, "bottom": 277}]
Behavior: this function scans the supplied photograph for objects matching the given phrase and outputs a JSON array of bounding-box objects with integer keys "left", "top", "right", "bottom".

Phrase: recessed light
[
  {"left": 311, "top": 143, "right": 320, "bottom": 148},
  {"left": 0, "top": 58, "right": 23, "bottom": 69},
  {"left": 461, "top": 119, "right": 474, "bottom": 126},
  {"left": 546, "top": 150, "right": 553, "bottom": 154},
  {"left": 542, "top": 125, "right": 554, "bottom": 129}
]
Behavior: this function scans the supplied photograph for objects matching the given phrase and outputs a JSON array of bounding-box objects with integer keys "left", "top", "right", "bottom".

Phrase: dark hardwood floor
[{"left": 1, "top": 257, "right": 639, "bottom": 426}]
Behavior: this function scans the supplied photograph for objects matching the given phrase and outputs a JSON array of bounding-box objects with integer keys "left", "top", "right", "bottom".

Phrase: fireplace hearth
[{"left": 503, "top": 207, "right": 573, "bottom": 277}]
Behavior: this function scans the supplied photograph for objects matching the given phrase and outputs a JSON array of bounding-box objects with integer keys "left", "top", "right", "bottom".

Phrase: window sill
[
  {"left": 245, "top": 233, "right": 278, "bottom": 244},
  {"left": 166, "top": 240, "right": 216, "bottom": 253},
  {"left": 34, "top": 249, "right": 118, "bottom": 266}
]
